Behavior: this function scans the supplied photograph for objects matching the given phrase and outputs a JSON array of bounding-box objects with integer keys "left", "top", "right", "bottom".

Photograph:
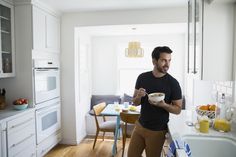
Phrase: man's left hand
[{"left": 149, "top": 100, "right": 166, "bottom": 108}]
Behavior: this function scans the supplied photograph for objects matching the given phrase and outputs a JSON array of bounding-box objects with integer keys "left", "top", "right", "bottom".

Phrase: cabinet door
[
  {"left": 46, "top": 14, "right": 60, "bottom": 53},
  {"left": 33, "top": 6, "right": 60, "bottom": 53},
  {"left": 32, "top": 6, "right": 46, "bottom": 51},
  {"left": 0, "top": 1, "right": 15, "bottom": 78},
  {"left": 15, "top": 144, "right": 36, "bottom": 157},
  {"left": 202, "top": 1, "right": 234, "bottom": 81},
  {"left": 0, "top": 122, "right": 7, "bottom": 157},
  {"left": 188, "top": 0, "right": 234, "bottom": 81}
]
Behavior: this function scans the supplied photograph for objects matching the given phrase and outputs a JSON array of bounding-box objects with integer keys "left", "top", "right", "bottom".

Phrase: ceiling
[
  {"left": 38, "top": 0, "right": 188, "bottom": 12},
  {"left": 76, "top": 23, "right": 187, "bottom": 36}
]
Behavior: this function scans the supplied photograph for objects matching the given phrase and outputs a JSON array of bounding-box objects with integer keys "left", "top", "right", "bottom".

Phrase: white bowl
[
  {"left": 13, "top": 104, "right": 28, "bottom": 110},
  {"left": 148, "top": 93, "right": 165, "bottom": 103}
]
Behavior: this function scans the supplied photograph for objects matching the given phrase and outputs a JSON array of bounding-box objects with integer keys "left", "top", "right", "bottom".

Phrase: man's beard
[{"left": 157, "top": 65, "right": 169, "bottom": 74}]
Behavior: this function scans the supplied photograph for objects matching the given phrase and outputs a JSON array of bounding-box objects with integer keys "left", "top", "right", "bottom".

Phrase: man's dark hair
[{"left": 151, "top": 46, "right": 173, "bottom": 60}]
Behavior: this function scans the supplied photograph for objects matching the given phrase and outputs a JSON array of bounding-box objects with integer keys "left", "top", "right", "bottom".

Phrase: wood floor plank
[{"left": 45, "top": 137, "right": 130, "bottom": 157}]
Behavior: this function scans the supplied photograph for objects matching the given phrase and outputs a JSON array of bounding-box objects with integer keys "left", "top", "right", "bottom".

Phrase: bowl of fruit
[
  {"left": 196, "top": 104, "right": 217, "bottom": 119},
  {"left": 13, "top": 98, "right": 28, "bottom": 110}
]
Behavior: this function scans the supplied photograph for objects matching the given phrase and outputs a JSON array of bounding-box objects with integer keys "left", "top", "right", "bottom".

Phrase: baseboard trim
[{"left": 60, "top": 139, "right": 78, "bottom": 145}]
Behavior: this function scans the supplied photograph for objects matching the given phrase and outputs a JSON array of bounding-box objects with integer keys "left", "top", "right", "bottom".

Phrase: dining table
[{"left": 101, "top": 103, "right": 140, "bottom": 156}]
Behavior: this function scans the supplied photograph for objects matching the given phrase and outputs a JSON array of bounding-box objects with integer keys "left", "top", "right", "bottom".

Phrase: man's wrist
[
  {"left": 160, "top": 101, "right": 169, "bottom": 109},
  {"left": 133, "top": 96, "right": 141, "bottom": 105}
]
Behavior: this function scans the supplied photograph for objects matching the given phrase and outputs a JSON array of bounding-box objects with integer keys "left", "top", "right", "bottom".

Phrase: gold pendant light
[{"left": 125, "top": 41, "right": 144, "bottom": 58}]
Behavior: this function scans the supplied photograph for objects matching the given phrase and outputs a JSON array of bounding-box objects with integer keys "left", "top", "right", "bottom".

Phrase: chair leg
[
  {"left": 93, "top": 130, "right": 99, "bottom": 149},
  {"left": 122, "top": 133, "right": 126, "bottom": 157},
  {"left": 102, "top": 132, "right": 105, "bottom": 141}
]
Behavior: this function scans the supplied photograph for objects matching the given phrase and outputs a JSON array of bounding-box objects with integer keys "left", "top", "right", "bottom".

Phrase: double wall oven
[
  {"left": 34, "top": 59, "right": 60, "bottom": 105},
  {"left": 33, "top": 59, "right": 61, "bottom": 145}
]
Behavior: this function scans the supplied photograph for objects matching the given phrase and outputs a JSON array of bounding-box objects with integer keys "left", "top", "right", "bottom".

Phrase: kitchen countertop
[
  {"left": 0, "top": 105, "right": 35, "bottom": 122},
  {"left": 168, "top": 110, "right": 236, "bottom": 156}
]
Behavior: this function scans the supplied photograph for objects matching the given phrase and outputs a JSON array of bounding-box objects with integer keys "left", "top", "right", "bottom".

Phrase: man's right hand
[
  {"left": 132, "top": 88, "right": 147, "bottom": 106},
  {"left": 136, "top": 88, "right": 147, "bottom": 98}
]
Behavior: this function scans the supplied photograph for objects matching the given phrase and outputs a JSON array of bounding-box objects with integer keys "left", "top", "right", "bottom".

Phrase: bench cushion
[
  {"left": 121, "top": 93, "right": 133, "bottom": 104},
  {"left": 89, "top": 95, "right": 122, "bottom": 115}
]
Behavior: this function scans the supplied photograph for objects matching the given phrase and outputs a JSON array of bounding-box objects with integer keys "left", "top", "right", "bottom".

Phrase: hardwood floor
[
  {"left": 45, "top": 136, "right": 168, "bottom": 157},
  {"left": 45, "top": 137, "right": 133, "bottom": 157}
]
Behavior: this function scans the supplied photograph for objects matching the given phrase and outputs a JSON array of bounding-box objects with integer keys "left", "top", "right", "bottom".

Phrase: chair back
[
  {"left": 120, "top": 112, "right": 140, "bottom": 124},
  {"left": 93, "top": 102, "right": 106, "bottom": 115},
  {"left": 93, "top": 102, "right": 106, "bottom": 129}
]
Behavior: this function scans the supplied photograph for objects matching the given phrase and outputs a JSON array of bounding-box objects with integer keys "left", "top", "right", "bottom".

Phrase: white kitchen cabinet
[
  {"left": 32, "top": 6, "right": 46, "bottom": 52},
  {"left": 0, "top": 0, "right": 15, "bottom": 78},
  {"left": 32, "top": 6, "right": 60, "bottom": 54},
  {"left": 45, "top": 12, "right": 60, "bottom": 52},
  {"left": 187, "top": 0, "right": 235, "bottom": 81},
  {"left": 0, "top": 121, "right": 7, "bottom": 157},
  {"left": 7, "top": 111, "right": 36, "bottom": 157}
]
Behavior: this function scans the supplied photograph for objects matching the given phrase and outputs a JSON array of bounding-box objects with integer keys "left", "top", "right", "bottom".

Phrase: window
[{"left": 117, "top": 44, "right": 153, "bottom": 95}]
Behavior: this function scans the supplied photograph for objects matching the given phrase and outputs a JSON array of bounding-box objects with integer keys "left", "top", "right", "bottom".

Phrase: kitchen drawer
[
  {"left": 11, "top": 144, "right": 36, "bottom": 157},
  {"left": 8, "top": 122, "right": 35, "bottom": 147},
  {"left": 7, "top": 120, "right": 36, "bottom": 157},
  {"left": 7, "top": 112, "right": 35, "bottom": 133},
  {"left": 8, "top": 135, "right": 35, "bottom": 157},
  {"left": 37, "top": 130, "right": 61, "bottom": 157}
]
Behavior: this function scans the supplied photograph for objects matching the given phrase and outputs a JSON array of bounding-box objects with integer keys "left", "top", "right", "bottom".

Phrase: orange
[
  {"left": 199, "top": 105, "right": 209, "bottom": 111},
  {"left": 209, "top": 104, "right": 216, "bottom": 111}
]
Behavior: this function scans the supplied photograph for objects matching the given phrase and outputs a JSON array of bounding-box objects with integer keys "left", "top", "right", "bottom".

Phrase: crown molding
[{"left": 14, "top": 0, "right": 61, "bottom": 17}]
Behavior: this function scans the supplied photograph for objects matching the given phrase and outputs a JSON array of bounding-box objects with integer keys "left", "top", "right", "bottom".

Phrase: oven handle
[
  {"left": 36, "top": 103, "right": 60, "bottom": 116},
  {"left": 35, "top": 69, "right": 58, "bottom": 72}
]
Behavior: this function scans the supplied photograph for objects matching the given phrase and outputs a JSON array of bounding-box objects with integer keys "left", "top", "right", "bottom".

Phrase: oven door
[
  {"left": 34, "top": 69, "right": 59, "bottom": 104},
  {"left": 36, "top": 102, "right": 61, "bottom": 144}
]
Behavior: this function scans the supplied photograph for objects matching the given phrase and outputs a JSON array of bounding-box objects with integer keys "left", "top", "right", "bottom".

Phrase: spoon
[{"left": 144, "top": 91, "right": 149, "bottom": 95}]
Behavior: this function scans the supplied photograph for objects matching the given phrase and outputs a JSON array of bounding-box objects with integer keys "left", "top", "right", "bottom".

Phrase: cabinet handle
[
  {"left": 187, "top": 0, "right": 190, "bottom": 74},
  {"left": 10, "top": 117, "right": 34, "bottom": 129},
  {"left": 11, "top": 133, "right": 34, "bottom": 148}
]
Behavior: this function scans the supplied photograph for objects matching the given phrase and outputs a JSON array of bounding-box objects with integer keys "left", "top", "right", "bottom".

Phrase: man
[{"left": 128, "top": 46, "right": 182, "bottom": 157}]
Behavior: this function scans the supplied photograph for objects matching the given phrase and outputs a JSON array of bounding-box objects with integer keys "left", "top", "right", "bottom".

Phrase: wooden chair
[
  {"left": 92, "top": 102, "right": 117, "bottom": 149},
  {"left": 120, "top": 112, "right": 140, "bottom": 157}
]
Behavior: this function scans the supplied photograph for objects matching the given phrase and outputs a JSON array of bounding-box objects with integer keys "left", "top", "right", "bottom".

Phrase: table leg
[{"left": 112, "top": 115, "right": 120, "bottom": 156}]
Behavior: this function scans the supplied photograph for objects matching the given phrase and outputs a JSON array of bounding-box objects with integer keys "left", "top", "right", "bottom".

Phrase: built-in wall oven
[
  {"left": 33, "top": 59, "right": 61, "bottom": 145},
  {"left": 33, "top": 59, "right": 60, "bottom": 105},
  {"left": 35, "top": 98, "right": 61, "bottom": 144}
]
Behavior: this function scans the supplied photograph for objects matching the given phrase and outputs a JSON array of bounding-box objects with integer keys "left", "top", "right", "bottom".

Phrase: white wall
[
  {"left": 61, "top": 7, "right": 187, "bottom": 144},
  {"left": 75, "top": 31, "right": 92, "bottom": 144},
  {"left": 91, "top": 34, "right": 186, "bottom": 95}
]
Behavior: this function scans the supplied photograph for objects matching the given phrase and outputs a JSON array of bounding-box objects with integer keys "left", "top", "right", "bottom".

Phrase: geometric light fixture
[{"left": 125, "top": 41, "right": 144, "bottom": 58}]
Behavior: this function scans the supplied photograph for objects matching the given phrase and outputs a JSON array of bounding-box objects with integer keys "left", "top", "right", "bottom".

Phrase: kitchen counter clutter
[{"left": 168, "top": 110, "right": 236, "bottom": 157}]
